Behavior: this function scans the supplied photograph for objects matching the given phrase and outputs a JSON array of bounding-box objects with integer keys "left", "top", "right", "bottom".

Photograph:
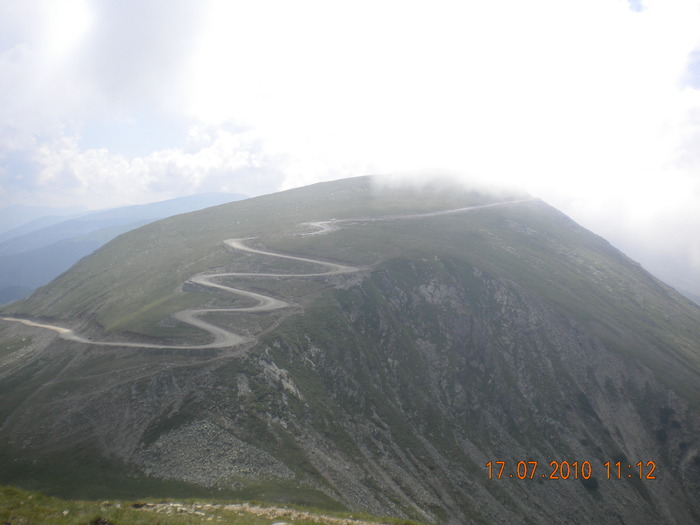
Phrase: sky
[{"left": 1, "top": 0, "right": 699, "bottom": 297}]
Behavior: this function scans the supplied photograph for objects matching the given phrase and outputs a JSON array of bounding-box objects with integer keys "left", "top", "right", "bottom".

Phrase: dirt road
[{"left": 0, "top": 199, "right": 530, "bottom": 349}]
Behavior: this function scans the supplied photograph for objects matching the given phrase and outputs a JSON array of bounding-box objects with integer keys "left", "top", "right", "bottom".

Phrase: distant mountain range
[
  {"left": 0, "top": 204, "right": 88, "bottom": 238},
  {"left": 0, "top": 176, "right": 698, "bottom": 523},
  {"left": 0, "top": 193, "right": 245, "bottom": 304}
]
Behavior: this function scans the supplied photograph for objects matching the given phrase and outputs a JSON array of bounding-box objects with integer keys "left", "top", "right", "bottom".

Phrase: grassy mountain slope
[
  {"left": 0, "top": 176, "right": 699, "bottom": 524},
  {"left": 6, "top": 178, "right": 508, "bottom": 338}
]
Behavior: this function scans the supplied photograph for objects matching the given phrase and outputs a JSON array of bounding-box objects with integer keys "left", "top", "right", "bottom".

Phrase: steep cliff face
[{"left": 0, "top": 178, "right": 698, "bottom": 524}]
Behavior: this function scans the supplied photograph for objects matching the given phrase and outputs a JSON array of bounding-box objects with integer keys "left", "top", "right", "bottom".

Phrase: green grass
[
  {"left": 0, "top": 335, "right": 33, "bottom": 358},
  {"left": 0, "top": 485, "right": 424, "bottom": 524}
]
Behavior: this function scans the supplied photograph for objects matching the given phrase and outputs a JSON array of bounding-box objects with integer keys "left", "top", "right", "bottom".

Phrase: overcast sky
[{"left": 1, "top": 0, "right": 699, "bottom": 297}]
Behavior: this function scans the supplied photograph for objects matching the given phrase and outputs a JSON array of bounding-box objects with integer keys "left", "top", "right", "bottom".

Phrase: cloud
[
  {"left": 180, "top": 1, "right": 700, "bottom": 192},
  {"left": 7, "top": 0, "right": 699, "bottom": 202},
  {"left": 1, "top": 0, "right": 700, "bottom": 295},
  {"left": 0, "top": 0, "right": 204, "bottom": 148},
  {"left": 75, "top": 0, "right": 204, "bottom": 114},
  {"left": 7, "top": 128, "right": 281, "bottom": 208}
]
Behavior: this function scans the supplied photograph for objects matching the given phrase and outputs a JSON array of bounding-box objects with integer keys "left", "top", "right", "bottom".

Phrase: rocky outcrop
[{"left": 136, "top": 419, "right": 293, "bottom": 486}]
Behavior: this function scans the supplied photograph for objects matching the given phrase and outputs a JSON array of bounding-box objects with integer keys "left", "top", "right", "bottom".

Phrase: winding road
[{"left": 0, "top": 199, "right": 531, "bottom": 349}]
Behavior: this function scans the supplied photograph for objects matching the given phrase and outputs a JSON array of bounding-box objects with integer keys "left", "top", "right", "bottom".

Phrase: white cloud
[
  {"left": 1, "top": 0, "right": 700, "bottom": 294},
  {"left": 23, "top": 128, "right": 280, "bottom": 208},
  {"left": 181, "top": 1, "right": 700, "bottom": 195}
]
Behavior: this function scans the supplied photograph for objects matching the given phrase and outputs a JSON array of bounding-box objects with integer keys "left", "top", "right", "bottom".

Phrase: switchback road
[{"left": 1, "top": 199, "right": 531, "bottom": 349}]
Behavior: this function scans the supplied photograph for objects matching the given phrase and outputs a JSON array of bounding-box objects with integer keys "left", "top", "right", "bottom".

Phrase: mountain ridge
[{"left": 0, "top": 176, "right": 698, "bottom": 524}]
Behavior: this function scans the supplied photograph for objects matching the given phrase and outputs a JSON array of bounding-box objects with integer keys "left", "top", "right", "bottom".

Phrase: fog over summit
[{"left": 1, "top": 1, "right": 699, "bottom": 296}]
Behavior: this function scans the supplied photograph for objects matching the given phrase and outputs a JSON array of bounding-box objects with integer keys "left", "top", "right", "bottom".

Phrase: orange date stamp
[{"left": 486, "top": 460, "right": 657, "bottom": 480}]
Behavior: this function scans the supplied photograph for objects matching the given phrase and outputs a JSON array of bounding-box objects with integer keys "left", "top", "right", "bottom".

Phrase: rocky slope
[{"left": 0, "top": 176, "right": 698, "bottom": 524}]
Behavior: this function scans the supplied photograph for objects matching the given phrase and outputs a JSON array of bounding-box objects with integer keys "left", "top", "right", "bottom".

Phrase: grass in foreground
[{"left": 0, "top": 486, "right": 423, "bottom": 525}]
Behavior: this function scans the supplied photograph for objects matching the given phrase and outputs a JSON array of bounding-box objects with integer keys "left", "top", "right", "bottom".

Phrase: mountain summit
[{"left": 1, "top": 176, "right": 698, "bottom": 524}]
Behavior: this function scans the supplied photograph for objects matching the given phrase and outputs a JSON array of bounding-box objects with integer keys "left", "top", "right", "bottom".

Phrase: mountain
[
  {"left": 0, "top": 192, "right": 247, "bottom": 255},
  {"left": 0, "top": 211, "right": 88, "bottom": 244},
  {"left": 0, "top": 176, "right": 698, "bottom": 524},
  {"left": 0, "top": 193, "right": 246, "bottom": 304},
  {"left": 0, "top": 204, "right": 88, "bottom": 238}
]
